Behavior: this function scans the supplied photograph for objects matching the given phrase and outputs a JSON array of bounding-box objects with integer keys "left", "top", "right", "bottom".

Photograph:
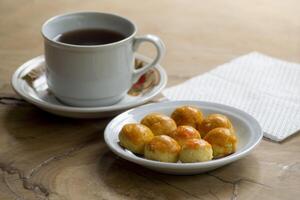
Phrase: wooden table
[{"left": 1, "top": 1, "right": 299, "bottom": 199}]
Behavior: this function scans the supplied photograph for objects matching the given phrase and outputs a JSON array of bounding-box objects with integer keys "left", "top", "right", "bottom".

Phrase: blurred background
[{"left": 1, "top": 0, "right": 300, "bottom": 89}]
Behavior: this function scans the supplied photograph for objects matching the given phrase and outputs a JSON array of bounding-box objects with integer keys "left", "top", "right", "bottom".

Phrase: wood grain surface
[{"left": 0, "top": 0, "right": 300, "bottom": 199}]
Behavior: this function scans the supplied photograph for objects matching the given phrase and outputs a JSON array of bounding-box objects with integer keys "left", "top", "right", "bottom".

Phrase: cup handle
[{"left": 132, "top": 34, "right": 165, "bottom": 83}]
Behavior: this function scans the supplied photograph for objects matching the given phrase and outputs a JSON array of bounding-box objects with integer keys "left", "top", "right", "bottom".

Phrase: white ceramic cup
[{"left": 42, "top": 12, "right": 165, "bottom": 107}]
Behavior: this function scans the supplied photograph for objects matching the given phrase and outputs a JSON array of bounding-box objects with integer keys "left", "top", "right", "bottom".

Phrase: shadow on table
[
  {"left": 279, "top": 130, "right": 300, "bottom": 144},
  {"left": 97, "top": 149, "right": 261, "bottom": 199},
  {"left": 2, "top": 104, "right": 110, "bottom": 154}
]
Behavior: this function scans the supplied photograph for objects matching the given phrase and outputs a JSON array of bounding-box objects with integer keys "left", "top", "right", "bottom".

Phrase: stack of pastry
[{"left": 119, "top": 106, "right": 237, "bottom": 163}]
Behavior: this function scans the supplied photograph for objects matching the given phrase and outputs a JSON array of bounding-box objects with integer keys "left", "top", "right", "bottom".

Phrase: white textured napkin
[{"left": 163, "top": 52, "right": 300, "bottom": 142}]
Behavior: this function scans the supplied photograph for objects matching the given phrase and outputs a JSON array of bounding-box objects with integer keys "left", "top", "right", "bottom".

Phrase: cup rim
[{"left": 41, "top": 11, "right": 137, "bottom": 48}]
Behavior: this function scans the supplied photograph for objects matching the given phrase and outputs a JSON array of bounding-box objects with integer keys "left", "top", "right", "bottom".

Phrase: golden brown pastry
[
  {"left": 204, "top": 127, "right": 237, "bottom": 158},
  {"left": 171, "top": 106, "right": 203, "bottom": 128},
  {"left": 179, "top": 139, "right": 213, "bottom": 163},
  {"left": 144, "top": 135, "right": 181, "bottom": 163},
  {"left": 119, "top": 123, "right": 154, "bottom": 154},
  {"left": 141, "top": 113, "right": 177, "bottom": 136},
  {"left": 170, "top": 125, "right": 201, "bottom": 146},
  {"left": 198, "top": 114, "right": 234, "bottom": 138}
]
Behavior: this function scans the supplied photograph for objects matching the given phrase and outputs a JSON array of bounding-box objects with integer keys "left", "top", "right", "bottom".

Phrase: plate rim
[
  {"left": 104, "top": 100, "right": 263, "bottom": 169},
  {"left": 11, "top": 54, "right": 167, "bottom": 113}
]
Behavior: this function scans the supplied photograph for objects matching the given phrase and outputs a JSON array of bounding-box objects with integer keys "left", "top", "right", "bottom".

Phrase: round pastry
[
  {"left": 170, "top": 125, "right": 201, "bottom": 146},
  {"left": 198, "top": 114, "right": 234, "bottom": 138},
  {"left": 141, "top": 113, "right": 177, "bottom": 136},
  {"left": 119, "top": 123, "right": 154, "bottom": 154},
  {"left": 171, "top": 106, "right": 203, "bottom": 128},
  {"left": 179, "top": 139, "right": 213, "bottom": 163},
  {"left": 144, "top": 135, "right": 181, "bottom": 163},
  {"left": 204, "top": 127, "right": 237, "bottom": 158}
]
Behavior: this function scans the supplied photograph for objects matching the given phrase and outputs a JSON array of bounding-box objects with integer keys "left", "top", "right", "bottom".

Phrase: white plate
[
  {"left": 11, "top": 54, "right": 167, "bottom": 118},
  {"left": 104, "top": 100, "right": 263, "bottom": 175}
]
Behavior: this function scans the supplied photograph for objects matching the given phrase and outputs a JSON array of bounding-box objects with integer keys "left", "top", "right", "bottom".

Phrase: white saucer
[
  {"left": 11, "top": 54, "right": 167, "bottom": 118},
  {"left": 104, "top": 101, "right": 263, "bottom": 175}
]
